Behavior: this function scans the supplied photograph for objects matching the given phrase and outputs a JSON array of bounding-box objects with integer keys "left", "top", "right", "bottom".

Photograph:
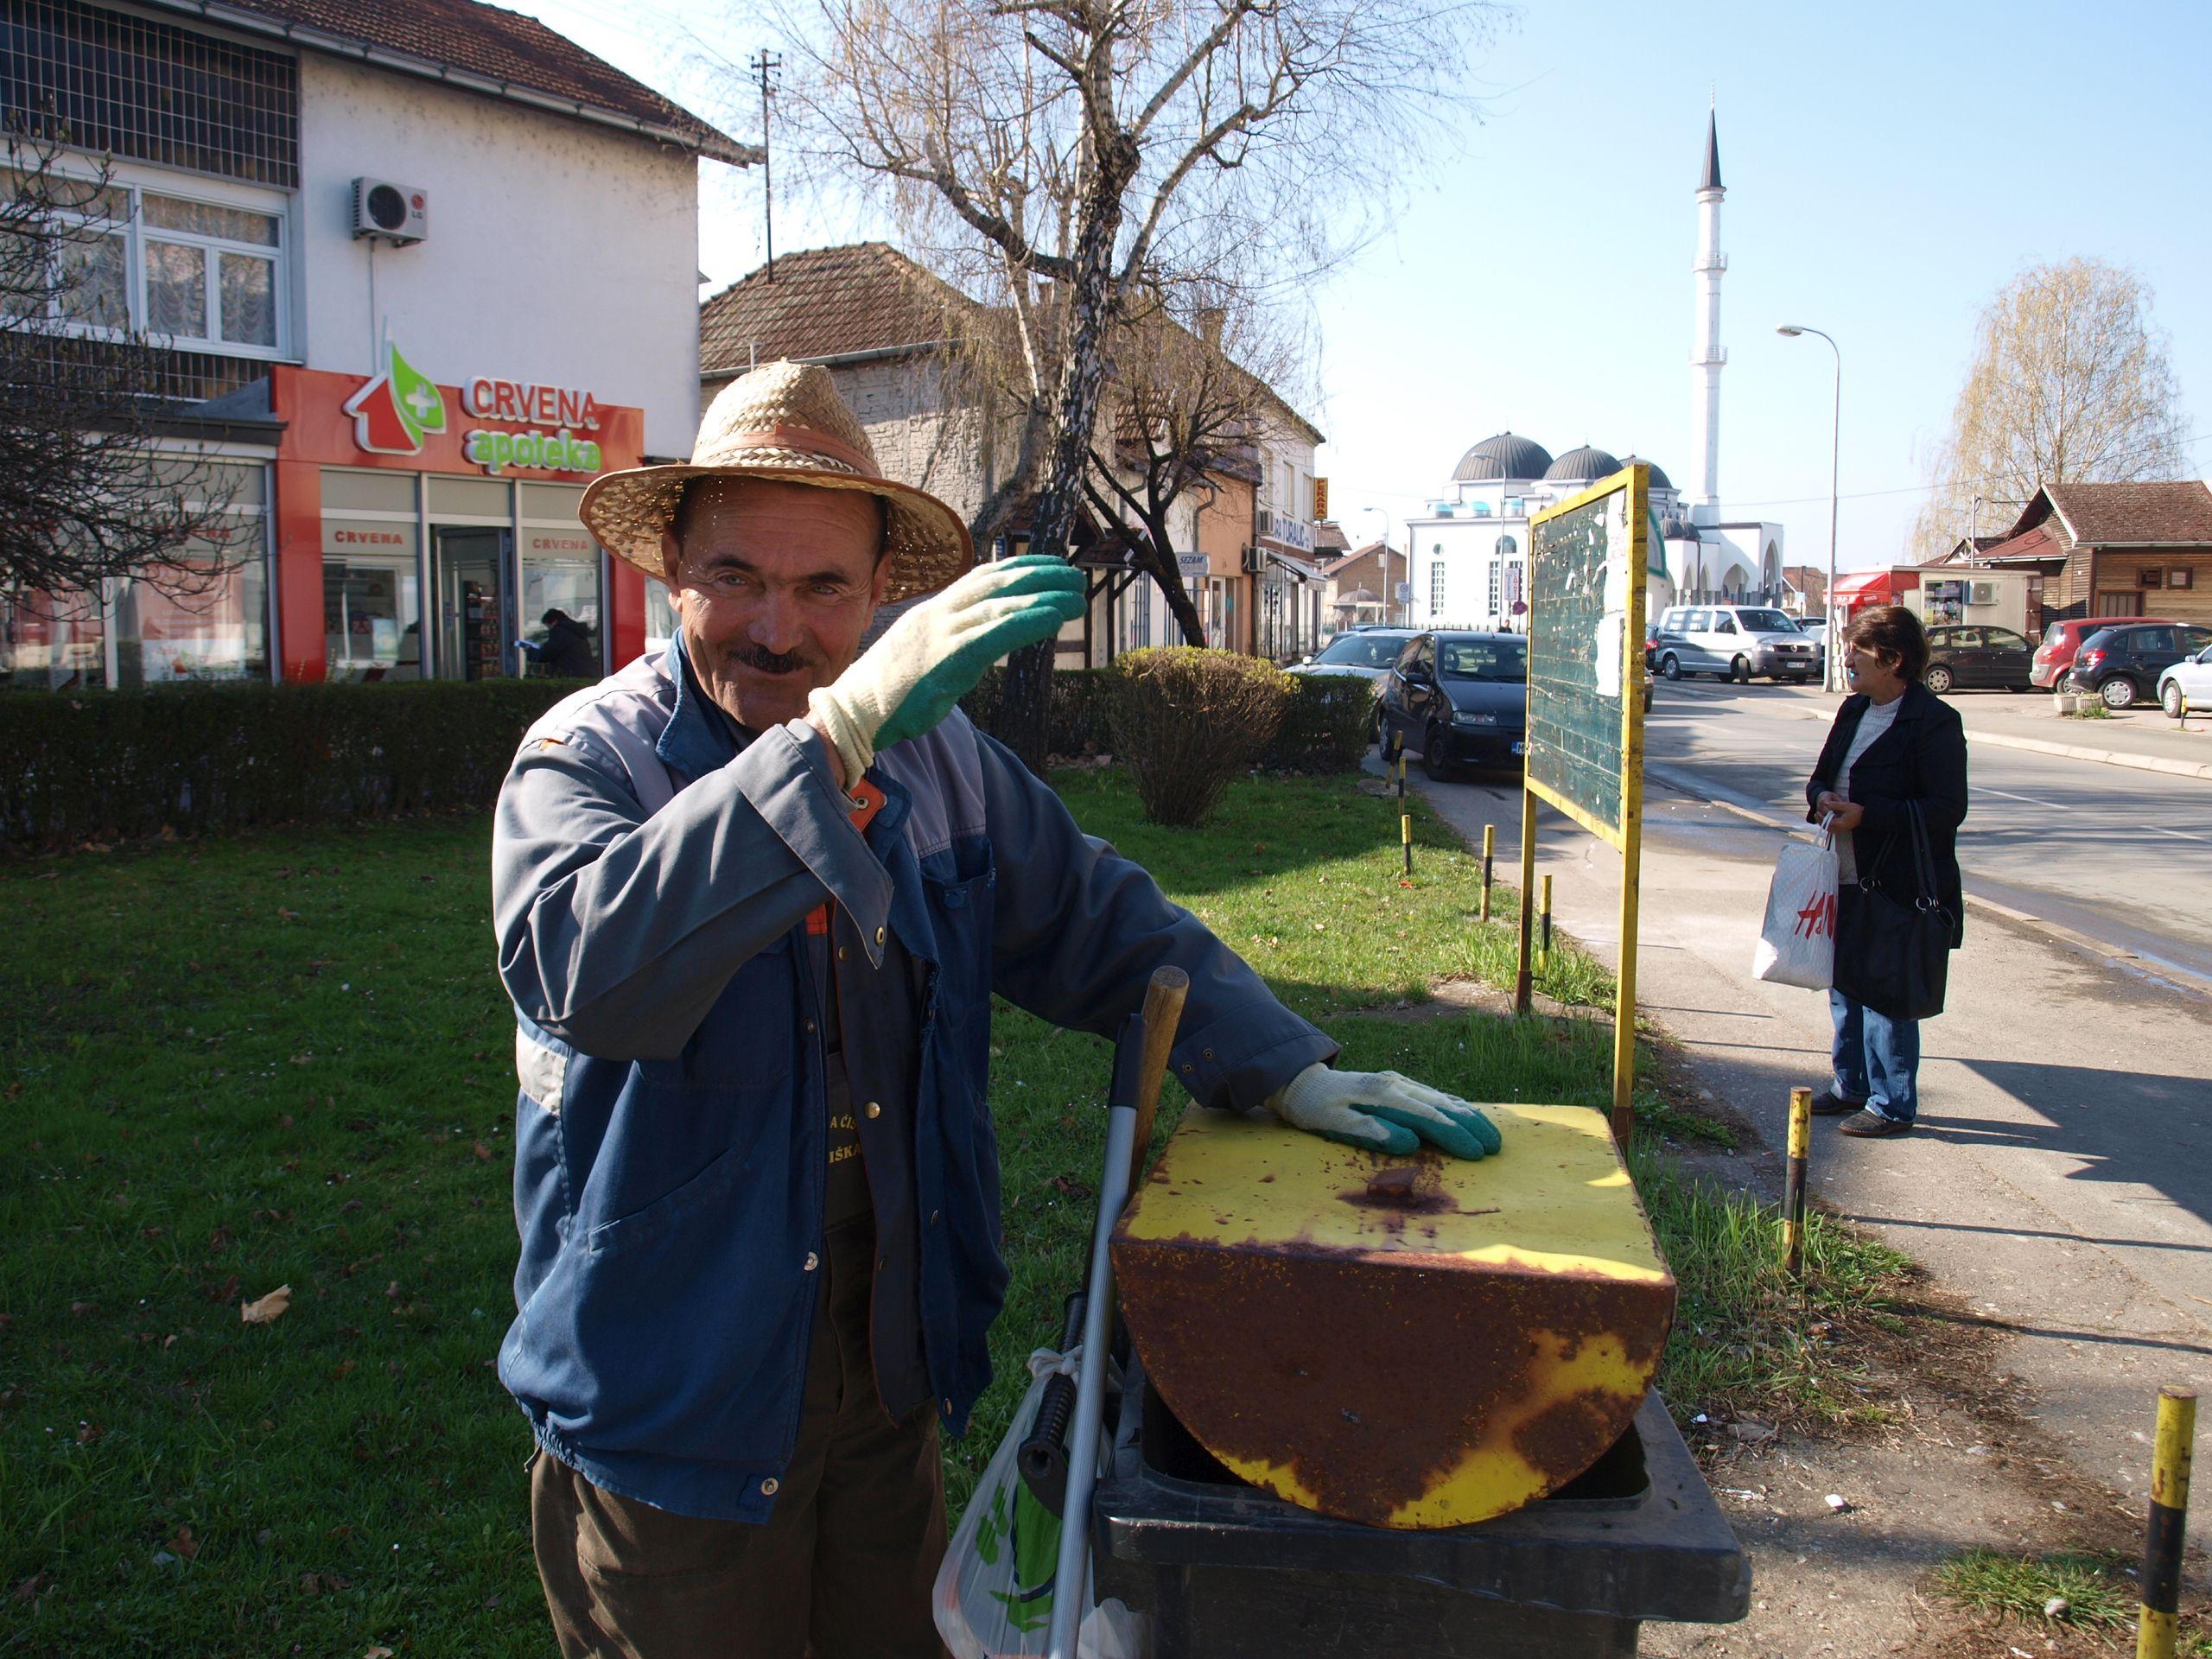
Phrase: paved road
[
  {"left": 1644, "top": 680, "right": 2212, "bottom": 989},
  {"left": 1394, "top": 693, "right": 2212, "bottom": 1503}
]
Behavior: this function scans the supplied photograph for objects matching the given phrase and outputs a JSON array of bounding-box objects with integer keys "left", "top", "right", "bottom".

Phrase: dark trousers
[
  {"left": 1828, "top": 987, "right": 1921, "bottom": 1124},
  {"left": 531, "top": 1215, "right": 950, "bottom": 1658}
]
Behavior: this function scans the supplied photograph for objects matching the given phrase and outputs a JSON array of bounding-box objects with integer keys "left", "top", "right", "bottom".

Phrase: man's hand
[
  {"left": 1265, "top": 1064, "right": 1502, "bottom": 1160},
  {"left": 807, "top": 556, "right": 1086, "bottom": 785}
]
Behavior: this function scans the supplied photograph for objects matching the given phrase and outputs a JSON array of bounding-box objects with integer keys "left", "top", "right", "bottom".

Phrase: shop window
[
  {"left": 520, "top": 528, "right": 602, "bottom": 677},
  {"left": 645, "top": 578, "right": 678, "bottom": 658},
  {"left": 322, "top": 525, "right": 422, "bottom": 683},
  {"left": 116, "top": 542, "right": 268, "bottom": 685},
  {"left": 0, "top": 587, "right": 108, "bottom": 690}
]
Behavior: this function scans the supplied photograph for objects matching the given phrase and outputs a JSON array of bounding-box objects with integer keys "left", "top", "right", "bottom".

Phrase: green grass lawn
[{"left": 0, "top": 769, "right": 1899, "bottom": 1656}]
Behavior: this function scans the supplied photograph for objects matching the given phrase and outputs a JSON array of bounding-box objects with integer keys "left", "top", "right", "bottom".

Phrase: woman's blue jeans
[{"left": 1829, "top": 989, "right": 1920, "bottom": 1125}]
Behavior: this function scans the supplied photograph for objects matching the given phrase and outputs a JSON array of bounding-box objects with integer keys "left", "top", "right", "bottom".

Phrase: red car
[{"left": 2031, "top": 615, "right": 2178, "bottom": 689}]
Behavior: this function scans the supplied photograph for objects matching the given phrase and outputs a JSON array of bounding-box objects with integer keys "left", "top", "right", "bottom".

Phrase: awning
[{"left": 1831, "top": 569, "right": 1896, "bottom": 601}]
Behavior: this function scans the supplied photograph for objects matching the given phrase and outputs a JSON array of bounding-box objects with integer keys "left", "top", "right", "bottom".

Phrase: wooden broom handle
[{"left": 1128, "top": 966, "right": 1191, "bottom": 1192}]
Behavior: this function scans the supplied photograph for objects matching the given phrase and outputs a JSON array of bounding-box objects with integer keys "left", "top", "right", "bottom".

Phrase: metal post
[
  {"left": 1397, "top": 752, "right": 1413, "bottom": 880},
  {"left": 1480, "top": 823, "right": 1496, "bottom": 923},
  {"left": 750, "top": 52, "right": 782, "bottom": 281},
  {"left": 1513, "top": 792, "right": 1536, "bottom": 1014},
  {"left": 1783, "top": 1087, "right": 1811, "bottom": 1278},
  {"left": 1540, "top": 874, "right": 1554, "bottom": 969},
  {"left": 2138, "top": 1387, "right": 2197, "bottom": 1659}
]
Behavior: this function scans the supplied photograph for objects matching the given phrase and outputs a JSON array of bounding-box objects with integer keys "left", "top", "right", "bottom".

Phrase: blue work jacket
[{"left": 490, "top": 641, "right": 1335, "bottom": 1521}]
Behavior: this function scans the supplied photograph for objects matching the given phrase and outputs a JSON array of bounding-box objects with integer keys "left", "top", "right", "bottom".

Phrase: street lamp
[
  {"left": 1356, "top": 505, "right": 1395, "bottom": 625},
  {"left": 1777, "top": 324, "right": 1841, "bottom": 691}
]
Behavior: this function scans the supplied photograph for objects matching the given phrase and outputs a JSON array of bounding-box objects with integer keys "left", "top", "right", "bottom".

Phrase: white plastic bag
[
  {"left": 1751, "top": 826, "right": 1838, "bottom": 990},
  {"left": 933, "top": 1353, "right": 1138, "bottom": 1659}
]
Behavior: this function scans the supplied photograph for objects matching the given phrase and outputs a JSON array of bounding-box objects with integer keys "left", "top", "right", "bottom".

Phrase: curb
[{"left": 1961, "top": 727, "right": 2212, "bottom": 782}]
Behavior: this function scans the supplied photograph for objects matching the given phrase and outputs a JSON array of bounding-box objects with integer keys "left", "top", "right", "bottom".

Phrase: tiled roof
[
  {"left": 158, "top": 0, "right": 753, "bottom": 162},
  {"left": 2043, "top": 481, "right": 2212, "bottom": 547},
  {"left": 1981, "top": 524, "right": 2068, "bottom": 565},
  {"left": 701, "top": 244, "right": 979, "bottom": 378}
]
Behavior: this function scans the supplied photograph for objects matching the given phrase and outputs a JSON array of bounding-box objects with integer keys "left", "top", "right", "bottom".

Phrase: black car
[
  {"left": 1922, "top": 625, "right": 2034, "bottom": 694},
  {"left": 2062, "top": 622, "right": 2212, "bottom": 709},
  {"left": 1378, "top": 631, "right": 1528, "bottom": 779}
]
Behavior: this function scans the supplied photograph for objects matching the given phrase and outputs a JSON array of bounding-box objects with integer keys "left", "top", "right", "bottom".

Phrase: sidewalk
[
  {"left": 1390, "top": 758, "right": 2212, "bottom": 1507},
  {"left": 1701, "top": 680, "right": 2212, "bottom": 780}
]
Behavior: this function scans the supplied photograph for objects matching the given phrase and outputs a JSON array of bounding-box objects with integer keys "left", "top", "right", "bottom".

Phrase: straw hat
[{"left": 581, "top": 359, "right": 974, "bottom": 604}]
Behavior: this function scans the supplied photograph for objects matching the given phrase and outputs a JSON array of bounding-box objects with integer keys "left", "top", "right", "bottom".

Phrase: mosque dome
[
  {"left": 1542, "top": 445, "right": 1624, "bottom": 483},
  {"left": 1452, "top": 432, "right": 1554, "bottom": 483},
  {"left": 1657, "top": 514, "right": 1702, "bottom": 540},
  {"left": 1618, "top": 454, "right": 1674, "bottom": 491}
]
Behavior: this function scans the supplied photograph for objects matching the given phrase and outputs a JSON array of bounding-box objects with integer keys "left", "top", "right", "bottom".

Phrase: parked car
[
  {"left": 1379, "top": 631, "right": 1528, "bottom": 779},
  {"left": 2031, "top": 615, "right": 2178, "bottom": 690},
  {"left": 1650, "top": 604, "right": 1824, "bottom": 683},
  {"left": 2158, "top": 640, "right": 2212, "bottom": 719},
  {"left": 2062, "top": 623, "right": 2212, "bottom": 709},
  {"left": 1922, "top": 625, "right": 2035, "bottom": 694},
  {"left": 1287, "top": 627, "right": 1417, "bottom": 684}
]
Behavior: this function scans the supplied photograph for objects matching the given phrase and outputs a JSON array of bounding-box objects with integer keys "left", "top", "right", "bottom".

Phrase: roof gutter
[
  {"left": 137, "top": 0, "right": 763, "bottom": 167},
  {"left": 705, "top": 338, "right": 964, "bottom": 378}
]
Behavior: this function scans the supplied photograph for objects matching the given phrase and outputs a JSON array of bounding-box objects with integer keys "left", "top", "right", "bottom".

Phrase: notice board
[{"left": 1525, "top": 465, "right": 1649, "bottom": 850}]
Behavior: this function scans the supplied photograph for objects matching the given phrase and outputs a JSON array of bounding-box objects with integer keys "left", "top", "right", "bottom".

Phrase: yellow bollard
[
  {"left": 2138, "top": 1387, "right": 2197, "bottom": 1659},
  {"left": 1480, "top": 824, "right": 1496, "bottom": 922},
  {"left": 1783, "top": 1087, "right": 1811, "bottom": 1278}
]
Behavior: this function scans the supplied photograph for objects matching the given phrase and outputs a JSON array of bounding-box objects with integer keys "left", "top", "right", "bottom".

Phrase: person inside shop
[
  {"left": 490, "top": 359, "right": 1503, "bottom": 1659},
  {"left": 518, "top": 607, "right": 598, "bottom": 677},
  {"left": 1803, "top": 604, "right": 1967, "bottom": 1139}
]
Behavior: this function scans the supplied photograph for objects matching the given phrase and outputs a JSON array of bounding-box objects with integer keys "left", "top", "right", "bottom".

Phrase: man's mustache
[{"left": 728, "top": 643, "right": 813, "bottom": 676}]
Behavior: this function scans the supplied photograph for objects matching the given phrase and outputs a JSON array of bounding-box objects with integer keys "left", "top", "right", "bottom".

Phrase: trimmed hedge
[
  {"left": 0, "top": 680, "right": 581, "bottom": 854},
  {"left": 1108, "top": 648, "right": 1289, "bottom": 826},
  {"left": 963, "top": 664, "right": 1373, "bottom": 775}
]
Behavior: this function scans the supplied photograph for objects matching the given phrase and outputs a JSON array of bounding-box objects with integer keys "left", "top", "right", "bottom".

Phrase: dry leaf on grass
[
  {"left": 472, "top": 1141, "right": 493, "bottom": 1161},
  {"left": 240, "top": 1285, "right": 292, "bottom": 1325},
  {"left": 364, "top": 1647, "right": 396, "bottom": 1658},
  {"left": 169, "top": 1525, "right": 199, "bottom": 1560}
]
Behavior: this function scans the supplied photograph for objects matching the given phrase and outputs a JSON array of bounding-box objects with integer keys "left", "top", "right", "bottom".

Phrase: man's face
[{"left": 660, "top": 477, "right": 890, "bottom": 730}]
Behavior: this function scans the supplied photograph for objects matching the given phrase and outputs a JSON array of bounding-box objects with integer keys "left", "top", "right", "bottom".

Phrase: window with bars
[
  {"left": 16, "top": 167, "right": 288, "bottom": 356},
  {"left": 1487, "top": 559, "right": 1502, "bottom": 618},
  {"left": 3, "top": 0, "right": 301, "bottom": 187},
  {"left": 1429, "top": 560, "right": 1446, "bottom": 618}
]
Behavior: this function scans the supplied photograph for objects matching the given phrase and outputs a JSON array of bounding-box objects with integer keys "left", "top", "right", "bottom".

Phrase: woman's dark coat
[
  {"left": 1803, "top": 682, "right": 1968, "bottom": 957},
  {"left": 535, "top": 616, "right": 598, "bottom": 678}
]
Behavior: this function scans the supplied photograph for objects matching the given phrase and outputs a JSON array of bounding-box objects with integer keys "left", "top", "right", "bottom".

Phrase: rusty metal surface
[{"left": 1111, "top": 1103, "right": 1676, "bottom": 1529}]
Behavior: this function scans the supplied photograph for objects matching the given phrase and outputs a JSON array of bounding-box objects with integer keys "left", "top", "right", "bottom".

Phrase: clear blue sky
[{"left": 518, "top": 0, "right": 2212, "bottom": 573}]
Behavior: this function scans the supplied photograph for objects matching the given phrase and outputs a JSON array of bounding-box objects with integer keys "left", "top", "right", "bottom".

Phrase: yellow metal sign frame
[{"left": 1518, "top": 464, "right": 1649, "bottom": 1141}]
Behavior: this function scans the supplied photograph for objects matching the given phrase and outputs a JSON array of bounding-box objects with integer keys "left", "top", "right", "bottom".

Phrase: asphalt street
[{"left": 1395, "top": 684, "right": 2212, "bottom": 1503}]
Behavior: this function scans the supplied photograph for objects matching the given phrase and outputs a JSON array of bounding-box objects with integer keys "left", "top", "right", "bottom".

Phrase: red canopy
[{"left": 1831, "top": 569, "right": 1895, "bottom": 599}]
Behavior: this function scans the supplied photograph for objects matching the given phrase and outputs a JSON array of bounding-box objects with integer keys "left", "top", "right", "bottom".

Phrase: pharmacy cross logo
[{"left": 342, "top": 341, "right": 448, "bottom": 456}]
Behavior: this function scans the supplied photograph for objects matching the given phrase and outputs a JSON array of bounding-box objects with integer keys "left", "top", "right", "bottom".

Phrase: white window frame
[
  {"left": 1429, "top": 558, "right": 1446, "bottom": 619},
  {"left": 26, "top": 159, "right": 292, "bottom": 362}
]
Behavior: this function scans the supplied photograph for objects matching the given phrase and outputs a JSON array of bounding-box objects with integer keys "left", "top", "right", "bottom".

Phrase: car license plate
[{"left": 1511, "top": 741, "right": 1526, "bottom": 756}]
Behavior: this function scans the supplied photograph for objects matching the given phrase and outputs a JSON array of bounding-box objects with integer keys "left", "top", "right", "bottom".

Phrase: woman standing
[{"left": 1803, "top": 606, "right": 1968, "bottom": 1138}]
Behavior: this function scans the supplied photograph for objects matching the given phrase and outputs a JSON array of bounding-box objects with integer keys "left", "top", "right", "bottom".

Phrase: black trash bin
[{"left": 1091, "top": 1369, "right": 1749, "bottom": 1658}]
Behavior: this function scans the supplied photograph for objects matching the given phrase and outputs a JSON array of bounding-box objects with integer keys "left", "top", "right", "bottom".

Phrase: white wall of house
[{"left": 298, "top": 54, "right": 703, "bottom": 456}]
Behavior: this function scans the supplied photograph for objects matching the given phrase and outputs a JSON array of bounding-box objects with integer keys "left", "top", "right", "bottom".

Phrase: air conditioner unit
[
  {"left": 1970, "top": 581, "right": 1996, "bottom": 607},
  {"left": 353, "top": 177, "right": 429, "bottom": 245},
  {"left": 1242, "top": 544, "right": 1266, "bottom": 575}
]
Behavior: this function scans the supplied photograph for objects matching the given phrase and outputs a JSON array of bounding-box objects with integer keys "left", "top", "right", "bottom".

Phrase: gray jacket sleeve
[
  {"left": 493, "top": 720, "right": 889, "bottom": 1061},
  {"left": 975, "top": 732, "right": 1336, "bottom": 1112}
]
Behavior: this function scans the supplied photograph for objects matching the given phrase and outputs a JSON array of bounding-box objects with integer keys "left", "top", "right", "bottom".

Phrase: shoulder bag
[{"left": 1834, "top": 800, "right": 1952, "bottom": 1021}]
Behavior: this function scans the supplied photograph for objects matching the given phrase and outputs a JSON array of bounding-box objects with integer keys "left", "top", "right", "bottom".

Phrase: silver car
[
  {"left": 1652, "top": 605, "right": 1824, "bottom": 684},
  {"left": 2158, "top": 639, "right": 2212, "bottom": 719}
]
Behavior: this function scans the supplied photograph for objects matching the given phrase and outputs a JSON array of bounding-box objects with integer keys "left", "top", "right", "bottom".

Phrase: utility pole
[{"left": 749, "top": 51, "right": 782, "bottom": 282}]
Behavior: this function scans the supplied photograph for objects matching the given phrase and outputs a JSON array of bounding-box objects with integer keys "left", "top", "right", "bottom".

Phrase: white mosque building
[{"left": 1402, "top": 114, "right": 1787, "bottom": 631}]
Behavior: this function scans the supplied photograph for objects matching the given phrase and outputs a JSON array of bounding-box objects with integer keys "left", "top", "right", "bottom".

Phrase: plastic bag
[
  {"left": 933, "top": 1352, "right": 1138, "bottom": 1659},
  {"left": 1751, "top": 826, "right": 1838, "bottom": 991}
]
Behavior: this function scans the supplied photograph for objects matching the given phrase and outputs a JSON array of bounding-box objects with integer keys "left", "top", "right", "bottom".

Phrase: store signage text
[
  {"left": 329, "top": 529, "right": 408, "bottom": 546},
  {"left": 343, "top": 343, "right": 607, "bottom": 477}
]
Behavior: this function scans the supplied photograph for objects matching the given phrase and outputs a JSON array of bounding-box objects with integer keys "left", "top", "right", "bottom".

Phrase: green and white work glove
[
  {"left": 1266, "top": 1064, "right": 1503, "bottom": 1160},
  {"left": 807, "top": 555, "right": 1086, "bottom": 783}
]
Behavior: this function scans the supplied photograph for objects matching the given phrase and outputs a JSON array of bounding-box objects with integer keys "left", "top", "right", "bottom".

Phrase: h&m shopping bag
[{"left": 1751, "top": 825, "right": 1838, "bottom": 991}]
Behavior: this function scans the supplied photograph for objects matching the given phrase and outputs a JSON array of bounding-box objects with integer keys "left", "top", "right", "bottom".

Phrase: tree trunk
[
  {"left": 1135, "top": 518, "right": 1208, "bottom": 646},
  {"left": 995, "top": 140, "right": 1138, "bottom": 772}
]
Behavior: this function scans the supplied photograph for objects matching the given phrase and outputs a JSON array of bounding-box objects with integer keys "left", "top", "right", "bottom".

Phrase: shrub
[
  {"left": 0, "top": 679, "right": 581, "bottom": 854},
  {"left": 960, "top": 666, "right": 1114, "bottom": 756},
  {"left": 1108, "top": 647, "right": 1288, "bottom": 825},
  {"left": 1266, "top": 675, "right": 1378, "bottom": 773}
]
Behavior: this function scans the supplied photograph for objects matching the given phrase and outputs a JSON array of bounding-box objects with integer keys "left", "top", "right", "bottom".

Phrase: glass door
[{"left": 433, "top": 527, "right": 512, "bottom": 681}]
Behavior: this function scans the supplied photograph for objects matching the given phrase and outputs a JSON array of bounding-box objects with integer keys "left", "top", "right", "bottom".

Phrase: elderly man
[{"left": 493, "top": 361, "right": 1498, "bottom": 1659}]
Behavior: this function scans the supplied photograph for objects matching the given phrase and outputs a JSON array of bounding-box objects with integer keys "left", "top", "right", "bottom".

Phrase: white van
[{"left": 1651, "top": 605, "right": 1824, "bottom": 684}]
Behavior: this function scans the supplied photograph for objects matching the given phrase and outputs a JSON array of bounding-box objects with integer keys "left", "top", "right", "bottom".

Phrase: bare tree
[
  {"left": 771, "top": 0, "right": 1494, "bottom": 764},
  {"left": 1914, "top": 258, "right": 2189, "bottom": 557},
  {"left": 1, "top": 134, "right": 240, "bottom": 605},
  {"left": 1083, "top": 286, "right": 1313, "bottom": 646}
]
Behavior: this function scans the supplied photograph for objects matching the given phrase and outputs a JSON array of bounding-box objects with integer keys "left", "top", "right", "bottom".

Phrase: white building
[
  {"left": 1397, "top": 111, "right": 1783, "bottom": 632},
  {"left": 3, "top": 0, "right": 753, "bottom": 690}
]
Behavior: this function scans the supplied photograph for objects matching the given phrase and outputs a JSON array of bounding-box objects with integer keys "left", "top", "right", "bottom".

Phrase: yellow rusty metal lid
[{"left": 1112, "top": 1103, "right": 1676, "bottom": 1529}]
